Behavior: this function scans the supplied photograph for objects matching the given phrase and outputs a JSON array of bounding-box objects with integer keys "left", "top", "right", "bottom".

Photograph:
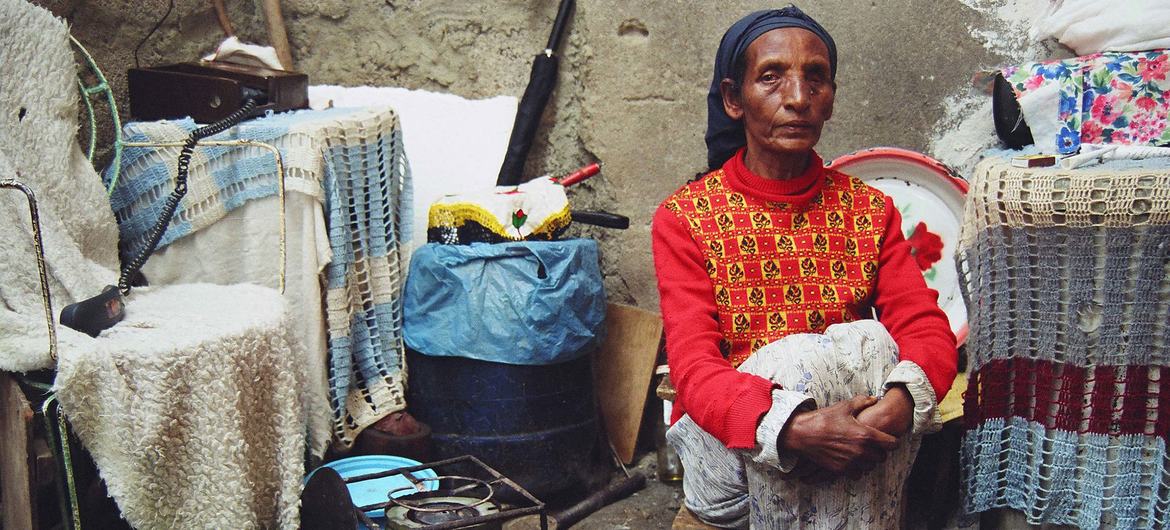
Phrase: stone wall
[{"left": 37, "top": 0, "right": 1019, "bottom": 310}]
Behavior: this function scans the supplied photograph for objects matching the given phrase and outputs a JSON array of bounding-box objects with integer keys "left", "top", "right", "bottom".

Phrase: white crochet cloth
[
  {"left": 113, "top": 108, "right": 368, "bottom": 457},
  {"left": 111, "top": 107, "right": 414, "bottom": 451}
]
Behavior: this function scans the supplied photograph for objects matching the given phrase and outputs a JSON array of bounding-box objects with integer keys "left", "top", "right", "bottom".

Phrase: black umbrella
[{"left": 496, "top": 0, "right": 576, "bottom": 186}]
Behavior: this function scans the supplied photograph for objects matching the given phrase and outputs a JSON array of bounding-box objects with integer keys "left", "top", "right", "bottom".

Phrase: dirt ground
[
  {"left": 572, "top": 453, "right": 683, "bottom": 530},
  {"left": 502, "top": 451, "right": 684, "bottom": 530}
]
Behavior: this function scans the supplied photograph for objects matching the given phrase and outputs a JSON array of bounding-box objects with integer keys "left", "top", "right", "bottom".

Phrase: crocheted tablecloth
[
  {"left": 107, "top": 106, "right": 411, "bottom": 449},
  {"left": 959, "top": 156, "right": 1170, "bottom": 528}
]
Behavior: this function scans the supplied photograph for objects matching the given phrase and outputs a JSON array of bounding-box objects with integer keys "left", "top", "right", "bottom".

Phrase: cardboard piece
[{"left": 593, "top": 303, "right": 662, "bottom": 465}]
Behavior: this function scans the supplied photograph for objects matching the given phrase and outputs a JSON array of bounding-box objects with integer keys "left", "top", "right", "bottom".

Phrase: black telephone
[
  {"left": 128, "top": 61, "right": 307, "bottom": 122},
  {"left": 60, "top": 98, "right": 262, "bottom": 337},
  {"left": 59, "top": 285, "right": 125, "bottom": 337}
]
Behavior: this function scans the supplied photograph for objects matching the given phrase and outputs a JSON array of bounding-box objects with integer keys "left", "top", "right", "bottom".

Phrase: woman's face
[{"left": 722, "top": 27, "right": 835, "bottom": 163}]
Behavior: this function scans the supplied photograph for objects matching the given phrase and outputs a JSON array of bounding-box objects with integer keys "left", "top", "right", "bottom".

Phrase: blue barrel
[{"left": 406, "top": 348, "right": 598, "bottom": 499}]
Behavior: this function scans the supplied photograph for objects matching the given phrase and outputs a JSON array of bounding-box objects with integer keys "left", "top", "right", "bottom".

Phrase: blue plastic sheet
[{"left": 403, "top": 240, "right": 606, "bottom": 365}]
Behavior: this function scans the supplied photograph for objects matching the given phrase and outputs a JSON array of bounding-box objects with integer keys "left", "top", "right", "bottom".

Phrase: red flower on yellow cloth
[{"left": 906, "top": 221, "right": 943, "bottom": 271}]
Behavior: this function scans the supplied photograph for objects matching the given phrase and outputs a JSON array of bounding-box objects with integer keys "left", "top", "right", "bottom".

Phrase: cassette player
[{"left": 127, "top": 61, "right": 309, "bottom": 123}]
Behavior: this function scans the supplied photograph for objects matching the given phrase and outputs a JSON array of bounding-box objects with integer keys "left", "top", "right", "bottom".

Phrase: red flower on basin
[{"left": 906, "top": 221, "right": 943, "bottom": 271}]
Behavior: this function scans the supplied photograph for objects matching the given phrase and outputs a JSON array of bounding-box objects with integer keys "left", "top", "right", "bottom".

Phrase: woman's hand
[
  {"left": 855, "top": 385, "right": 914, "bottom": 438},
  {"left": 778, "top": 395, "right": 899, "bottom": 476}
]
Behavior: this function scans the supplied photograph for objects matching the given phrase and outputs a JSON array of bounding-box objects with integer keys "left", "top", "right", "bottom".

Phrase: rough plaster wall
[{"left": 36, "top": 0, "right": 1027, "bottom": 312}]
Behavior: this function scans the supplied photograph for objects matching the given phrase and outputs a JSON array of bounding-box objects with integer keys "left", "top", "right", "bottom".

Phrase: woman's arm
[
  {"left": 652, "top": 205, "right": 776, "bottom": 449},
  {"left": 861, "top": 196, "right": 959, "bottom": 436}
]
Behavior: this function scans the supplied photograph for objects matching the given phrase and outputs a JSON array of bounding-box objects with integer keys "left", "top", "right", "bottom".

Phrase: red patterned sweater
[{"left": 652, "top": 149, "right": 957, "bottom": 449}]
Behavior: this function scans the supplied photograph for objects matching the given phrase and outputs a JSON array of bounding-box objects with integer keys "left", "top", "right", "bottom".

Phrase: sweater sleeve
[
  {"left": 652, "top": 205, "right": 776, "bottom": 449},
  {"left": 872, "top": 195, "right": 958, "bottom": 402}
]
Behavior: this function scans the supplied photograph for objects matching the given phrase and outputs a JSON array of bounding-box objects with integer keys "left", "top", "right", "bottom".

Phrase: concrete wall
[{"left": 37, "top": 0, "right": 1019, "bottom": 311}]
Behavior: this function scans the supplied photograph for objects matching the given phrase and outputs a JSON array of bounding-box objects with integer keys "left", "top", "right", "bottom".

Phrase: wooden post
[
  {"left": 1, "top": 372, "right": 36, "bottom": 530},
  {"left": 259, "top": 0, "right": 294, "bottom": 70},
  {"left": 210, "top": 0, "right": 235, "bottom": 37}
]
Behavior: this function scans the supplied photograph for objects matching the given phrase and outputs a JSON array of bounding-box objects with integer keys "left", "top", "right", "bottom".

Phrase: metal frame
[
  {"left": 0, "top": 180, "right": 57, "bottom": 364},
  {"left": 2, "top": 179, "right": 81, "bottom": 529},
  {"left": 340, "top": 455, "right": 549, "bottom": 530}
]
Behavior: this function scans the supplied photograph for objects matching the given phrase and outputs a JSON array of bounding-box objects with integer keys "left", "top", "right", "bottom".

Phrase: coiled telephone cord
[{"left": 117, "top": 98, "right": 259, "bottom": 294}]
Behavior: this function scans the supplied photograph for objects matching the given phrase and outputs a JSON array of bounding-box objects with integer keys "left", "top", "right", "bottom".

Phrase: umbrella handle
[
  {"left": 546, "top": 0, "right": 577, "bottom": 53},
  {"left": 496, "top": 0, "right": 578, "bottom": 186}
]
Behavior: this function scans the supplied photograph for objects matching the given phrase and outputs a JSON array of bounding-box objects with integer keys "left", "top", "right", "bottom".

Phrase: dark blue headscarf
[{"left": 705, "top": 5, "right": 837, "bottom": 171}]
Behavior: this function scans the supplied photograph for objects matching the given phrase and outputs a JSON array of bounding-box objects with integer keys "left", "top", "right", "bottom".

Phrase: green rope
[
  {"left": 41, "top": 394, "right": 82, "bottom": 530},
  {"left": 19, "top": 377, "right": 53, "bottom": 394},
  {"left": 69, "top": 36, "right": 124, "bottom": 195},
  {"left": 57, "top": 404, "right": 83, "bottom": 530},
  {"left": 78, "top": 79, "right": 97, "bottom": 161}
]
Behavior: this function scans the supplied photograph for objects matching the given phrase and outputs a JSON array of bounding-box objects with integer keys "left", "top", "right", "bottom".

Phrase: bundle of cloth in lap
[{"left": 1, "top": 2, "right": 309, "bottom": 528}]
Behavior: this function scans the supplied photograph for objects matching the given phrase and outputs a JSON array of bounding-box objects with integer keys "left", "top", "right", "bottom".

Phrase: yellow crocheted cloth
[{"left": 428, "top": 176, "right": 572, "bottom": 241}]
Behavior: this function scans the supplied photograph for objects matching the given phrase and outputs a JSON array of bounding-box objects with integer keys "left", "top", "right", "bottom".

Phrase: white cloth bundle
[{"left": 1031, "top": 0, "right": 1170, "bottom": 55}]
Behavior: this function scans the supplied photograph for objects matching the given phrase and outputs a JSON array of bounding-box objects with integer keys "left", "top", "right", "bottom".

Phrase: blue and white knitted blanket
[
  {"left": 107, "top": 107, "right": 411, "bottom": 447},
  {"left": 960, "top": 156, "right": 1170, "bottom": 529}
]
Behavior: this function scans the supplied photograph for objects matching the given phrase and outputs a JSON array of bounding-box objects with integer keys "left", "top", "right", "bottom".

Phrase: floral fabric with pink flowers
[{"left": 1003, "top": 50, "right": 1170, "bottom": 154}]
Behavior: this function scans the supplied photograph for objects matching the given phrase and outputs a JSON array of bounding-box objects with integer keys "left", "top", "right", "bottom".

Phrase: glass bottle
[{"left": 655, "top": 370, "right": 683, "bottom": 483}]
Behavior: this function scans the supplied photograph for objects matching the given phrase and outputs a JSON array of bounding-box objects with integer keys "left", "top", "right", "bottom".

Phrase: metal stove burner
[
  {"left": 406, "top": 500, "right": 480, "bottom": 524},
  {"left": 385, "top": 476, "right": 501, "bottom": 529},
  {"left": 384, "top": 494, "right": 501, "bottom": 528}
]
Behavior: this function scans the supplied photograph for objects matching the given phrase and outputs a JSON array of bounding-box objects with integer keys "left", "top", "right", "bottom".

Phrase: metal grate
[{"left": 307, "top": 455, "right": 548, "bottom": 530}]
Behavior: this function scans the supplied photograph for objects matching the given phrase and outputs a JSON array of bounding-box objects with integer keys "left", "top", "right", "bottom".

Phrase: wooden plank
[
  {"left": 1, "top": 372, "right": 36, "bottom": 530},
  {"left": 673, "top": 505, "right": 719, "bottom": 529},
  {"left": 593, "top": 303, "right": 662, "bottom": 465}
]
